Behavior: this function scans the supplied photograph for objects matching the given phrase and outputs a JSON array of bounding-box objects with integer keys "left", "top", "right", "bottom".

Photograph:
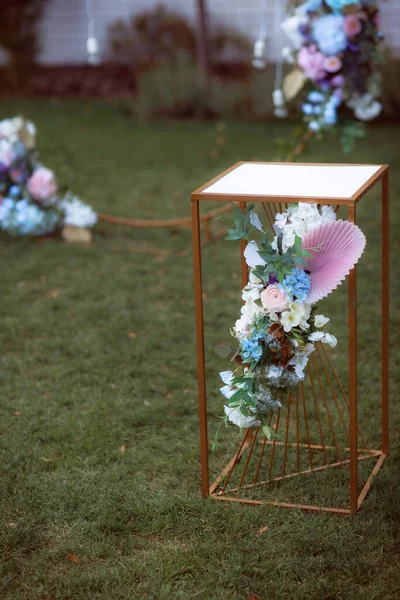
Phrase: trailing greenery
[{"left": 0, "top": 99, "right": 399, "bottom": 600}]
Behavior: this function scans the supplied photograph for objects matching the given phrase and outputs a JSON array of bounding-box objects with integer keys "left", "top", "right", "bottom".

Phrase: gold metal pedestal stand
[{"left": 192, "top": 162, "right": 389, "bottom": 515}]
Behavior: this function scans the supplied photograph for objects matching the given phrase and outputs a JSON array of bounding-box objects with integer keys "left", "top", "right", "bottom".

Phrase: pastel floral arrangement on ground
[
  {"left": 215, "top": 202, "right": 365, "bottom": 443},
  {"left": 281, "top": 0, "right": 384, "bottom": 141},
  {"left": 0, "top": 116, "right": 97, "bottom": 237}
]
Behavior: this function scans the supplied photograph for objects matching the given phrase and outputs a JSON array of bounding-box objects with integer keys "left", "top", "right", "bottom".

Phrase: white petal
[
  {"left": 249, "top": 210, "right": 264, "bottom": 232},
  {"left": 220, "top": 371, "right": 234, "bottom": 385},
  {"left": 322, "top": 333, "right": 337, "bottom": 347},
  {"left": 224, "top": 406, "right": 260, "bottom": 428},
  {"left": 315, "top": 314, "right": 330, "bottom": 328},
  {"left": 243, "top": 241, "right": 266, "bottom": 269},
  {"left": 308, "top": 331, "right": 324, "bottom": 342}
]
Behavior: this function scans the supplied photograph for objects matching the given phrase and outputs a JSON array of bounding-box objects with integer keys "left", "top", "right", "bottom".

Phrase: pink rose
[
  {"left": 27, "top": 167, "right": 57, "bottom": 200},
  {"left": 344, "top": 15, "right": 362, "bottom": 37},
  {"left": 323, "top": 56, "right": 342, "bottom": 73},
  {"left": 298, "top": 46, "right": 326, "bottom": 81},
  {"left": 261, "top": 285, "right": 288, "bottom": 313}
]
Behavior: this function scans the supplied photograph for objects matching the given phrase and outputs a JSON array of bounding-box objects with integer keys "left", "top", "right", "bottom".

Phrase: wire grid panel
[{"left": 209, "top": 342, "right": 382, "bottom": 512}]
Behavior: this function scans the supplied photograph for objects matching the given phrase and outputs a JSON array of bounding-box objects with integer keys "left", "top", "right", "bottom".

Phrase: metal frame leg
[
  {"left": 382, "top": 171, "right": 389, "bottom": 456},
  {"left": 192, "top": 198, "right": 209, "bottom": 495},
  {"left": 348, "top": 203, "right": 358, "bottom": 514}
]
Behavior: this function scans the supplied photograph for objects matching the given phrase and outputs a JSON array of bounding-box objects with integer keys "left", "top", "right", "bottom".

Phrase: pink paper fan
[{"left": 301, "top": 219, "right": 366, "bottom": 303}]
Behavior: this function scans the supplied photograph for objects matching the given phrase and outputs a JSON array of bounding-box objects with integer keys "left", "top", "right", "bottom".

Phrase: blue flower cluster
[
  {"left": 240, "top": 337, "right": 263, "bottom": 362},
  {"left": 0, "top": 198, "right": 59, "bottom": 236},
  {"left": 300, "top": 0, "right": 323, "bottom": 13},
  {"left": 302, "top": 91, "right": 325, "bottom": 117},
  {"left": 312, "top": 14, "right": 347, "bottom": 55},
  {"left": 282, "top": 268, "right": 311, "bottom": 302},
  {"left": 325, "top": 0, "right": 357, "bottom": 13},
  {"left": 305, "top": 91, "right": 342, "bottom": 130},
  {"left": 322, "top": 92, "right": 342, "bottom": 125}
]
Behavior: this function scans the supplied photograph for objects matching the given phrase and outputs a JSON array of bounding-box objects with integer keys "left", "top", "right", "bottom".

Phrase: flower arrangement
[
  {"left": 280, "top": 0, "right": 384, "bottom": 150},
  {"left": 0, "top": 116, "right": 97, "bottom": 237},
  {"left": 215, "top": 202, "right": 365, "bottom": 443}
]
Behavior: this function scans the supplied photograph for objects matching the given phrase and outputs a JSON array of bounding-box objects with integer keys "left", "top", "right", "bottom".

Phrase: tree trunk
[{"left": 196, "top": 0, "right": 210, "bottom": 88}]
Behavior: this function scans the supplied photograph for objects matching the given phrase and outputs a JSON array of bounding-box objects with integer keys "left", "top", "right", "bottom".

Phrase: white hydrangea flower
[
  {"left": 305, "top": 343, "right": 315, "bottom": 356},
  {"left": 288, "top": 353, "right": 309, "bottom": 380},
  {"left": 234, "top": 313, "right": 251, "bottom": 336},
  {"left": 315, "top": 314, "right": 330, "bottom": 328},
  {"left": 61, "top": 195, "right": 97, "bottom": 228},
  {"left": 241, "top": 286, "right": 264, "bottom": 319},
  {"left": 320, "top": 205, "right": 336, "bottom": 223},
  {"left": 0, "top": 116, "right": 23, "bottom": 142},
  {"left": 267, "top": 364, "right": 284, "bottom": 379}
]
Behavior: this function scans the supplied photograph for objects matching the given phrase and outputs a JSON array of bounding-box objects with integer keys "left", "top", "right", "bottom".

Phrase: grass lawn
[{"left": 1, "top": 99, "right": 400, "bottom": 600}]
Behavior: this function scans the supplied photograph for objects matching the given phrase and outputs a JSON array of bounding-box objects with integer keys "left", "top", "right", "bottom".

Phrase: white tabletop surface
[{"left": 201, "top": 163, "right": 382, "bottom": 199}]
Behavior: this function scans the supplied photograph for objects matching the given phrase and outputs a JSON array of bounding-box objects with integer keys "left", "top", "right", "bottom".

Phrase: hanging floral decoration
[
  {"left": 280, "top": 0, "right": 384, "bottom": 150},
  {"left": 0, "top": 116, "right": 97, "bottom": 238},
  {"left": 215, "top": 203, "right": 365, "bottom": 443}
]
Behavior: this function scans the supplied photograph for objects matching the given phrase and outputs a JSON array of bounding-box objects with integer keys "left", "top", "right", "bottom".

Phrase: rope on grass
[{"left": 97, "top": 130, "right": 314, "bottom": 239}]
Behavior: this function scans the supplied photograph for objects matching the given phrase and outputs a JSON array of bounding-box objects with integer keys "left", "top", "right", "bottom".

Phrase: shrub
[
  {"left": 131, "top": 53, "right": 250, "bottom": 120},
  {"left": 108, "top": 3, "right": 252, "bottom": 70},
  {"left": 0, "top": 0, "right": 47, "bottom": 90}
]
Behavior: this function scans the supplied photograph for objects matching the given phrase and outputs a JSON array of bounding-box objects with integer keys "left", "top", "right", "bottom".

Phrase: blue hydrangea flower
[
  {"left": 9, "top": 185, "right": 21, "bottom": 199},
  {"left": 300, "top": 0, "right": 323, "bottom": 13},
  {"left": 240, "top": 338, "right": 263, "bottom": 362},
  {"left": 309, "top": 120, "right": 320, "bottom": 132},
  {"left": 282, "top": 268, "right": 311, "bottom": 302},
  {"left": 325, "top": 0, "right": 357, "bottom": 13},
  {"left": 312, "top": 14, "right": 347, "bottom": 55},
  {"left": 0, "top": 198, "right": 59, "bottom": 236},
  {"left": 323, "top": 107, "right": 337, "bottom": 125},
  {"left": 302, "top": 103, "right": 314, "bottom": 116},
  {"left": 307, "top": 91, "right": 325, "bottom": 104}
]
